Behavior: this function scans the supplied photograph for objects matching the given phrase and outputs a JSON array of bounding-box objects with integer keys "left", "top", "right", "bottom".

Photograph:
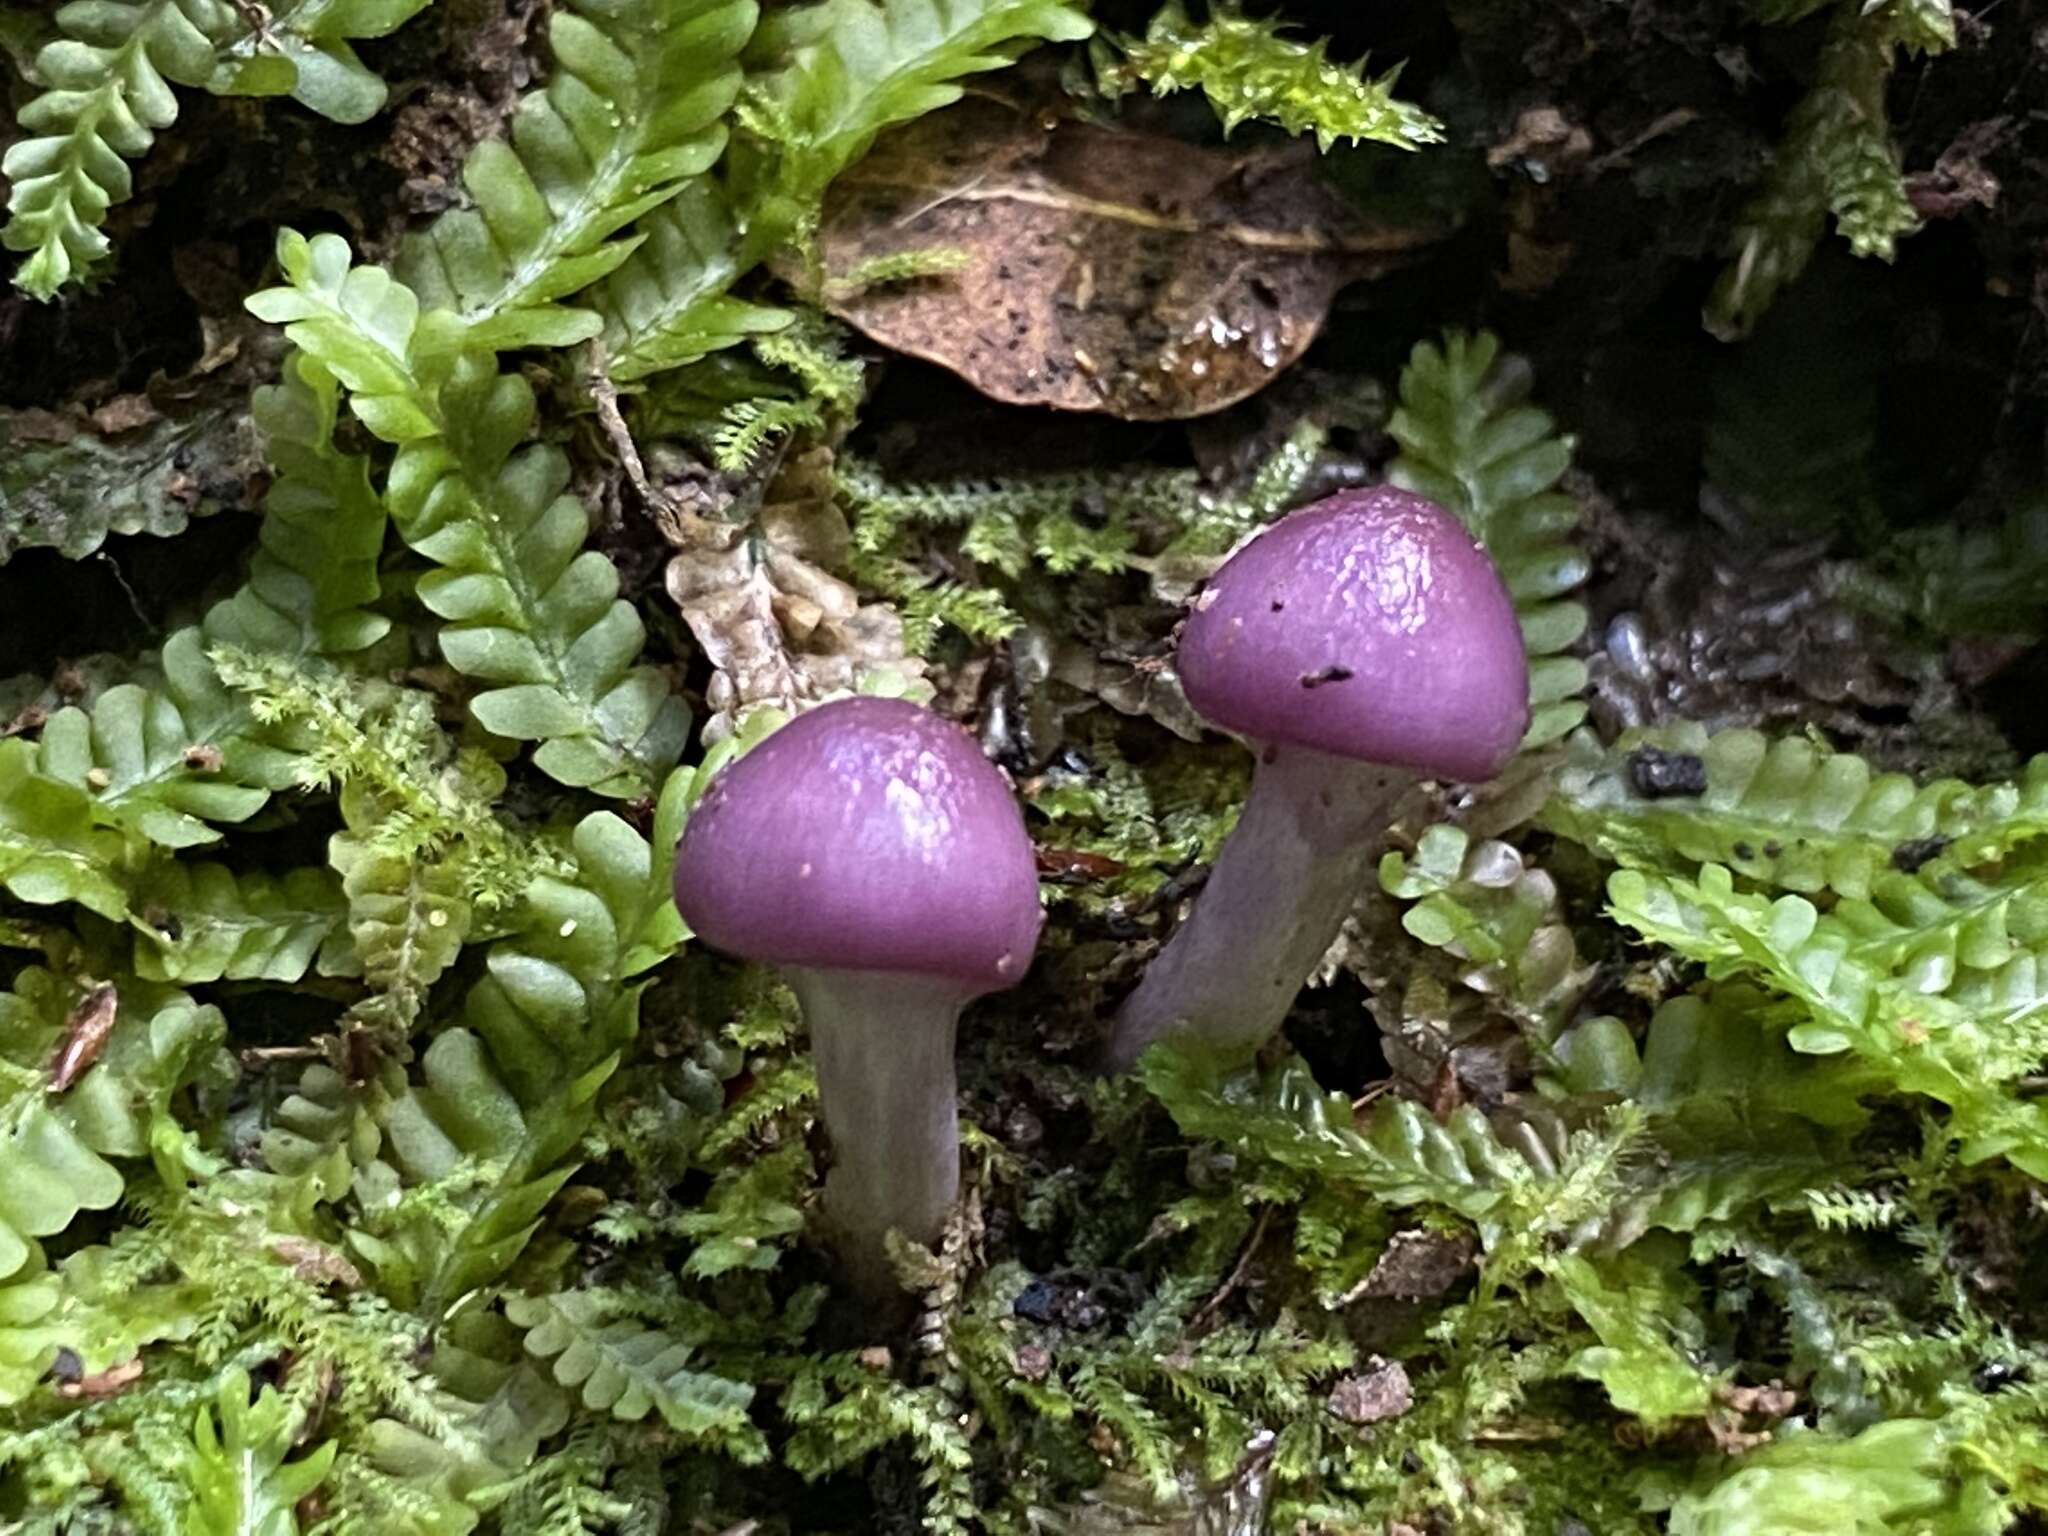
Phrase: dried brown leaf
[
  {"left": 816, "top": 99, "right": 1441, "bottom": 419},
  {"left": 666, "top": 449, "right": 925, "bottom": 737},
  {"left": 54, "top": 1355, "right": 144, "bottom": 1400},
  {"left": 1327, "top": 1358, "right": 1414, "bottom": 1424},
  {"left": 49, "top": 982, "right": 118, "bottom": 1093}
]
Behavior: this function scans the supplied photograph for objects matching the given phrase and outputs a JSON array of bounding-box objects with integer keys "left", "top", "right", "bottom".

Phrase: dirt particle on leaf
[
  {"left": 1890, "top": 835, "right": 1952, "bottom": 873},
  {"left": 1626, "top": 745, "right": 1708, "bottom": 798}
]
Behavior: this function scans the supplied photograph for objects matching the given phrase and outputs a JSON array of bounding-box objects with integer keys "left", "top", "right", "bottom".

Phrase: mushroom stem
[
  {"left": 788, "top": 967, "right": 964, "bottom": 1298},
  {"left": 1104, "top": 749, "right": 1413, "bottom": 1071}
]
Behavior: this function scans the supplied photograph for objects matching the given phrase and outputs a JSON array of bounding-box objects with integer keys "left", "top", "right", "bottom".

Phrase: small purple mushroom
[
  {"left": 672, "top": 696, "right": 1042, "bottom": 1296},
  {"left": 1104, "top": 488, "right": 1528, "bottom": 1070}
]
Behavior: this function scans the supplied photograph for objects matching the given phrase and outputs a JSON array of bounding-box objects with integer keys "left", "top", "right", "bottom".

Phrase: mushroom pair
[{"left": 671, "top": 487, "right": 1528, "bottom": 1297}]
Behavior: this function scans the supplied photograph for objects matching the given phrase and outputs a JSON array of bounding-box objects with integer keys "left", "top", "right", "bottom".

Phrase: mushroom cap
[
  {"left": 672, "top": 696, "right": 1043, "bottom": 995},
  {"left": 1177, "top": 488, "right": 1529, "bottom": 782}
]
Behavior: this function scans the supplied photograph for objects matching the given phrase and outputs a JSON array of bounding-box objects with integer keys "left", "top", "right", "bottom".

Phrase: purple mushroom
[
  {"left": 672, "top": 696, "right": 1042, "bottom": 1296},
  {"left": 1104, "top": 488, "right": 1528, "bottom": 1070}
]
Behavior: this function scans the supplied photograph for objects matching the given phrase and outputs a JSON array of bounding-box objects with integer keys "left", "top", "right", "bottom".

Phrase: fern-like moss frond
[
  {"left": 1705, "top": 0, "right": 1954, "bottom": 339},
  {"left": 1099, "top": 0, "right": 1441, "bottom": 151},
  {"left": 400, "top": 0, "right": 758, "bottom": 349}
]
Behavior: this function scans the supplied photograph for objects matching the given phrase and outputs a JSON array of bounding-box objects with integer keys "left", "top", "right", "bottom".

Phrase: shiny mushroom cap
[
  {"left": 1177, "top": 487, "right": 1530, "bottom": 783},
  {"left": 672, "top": 696, "right": 1043, "bottom": 995}
]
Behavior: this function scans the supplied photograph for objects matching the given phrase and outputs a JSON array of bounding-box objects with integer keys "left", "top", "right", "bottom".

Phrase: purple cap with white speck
[
  {"left": 1176, "top": 488, "right": 1529, "bottom": 783},
  {"left": 672, "top": 696, "right": 1043, "bottom": 995}
]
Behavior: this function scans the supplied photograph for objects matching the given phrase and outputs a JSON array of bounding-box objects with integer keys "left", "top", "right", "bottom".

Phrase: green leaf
[
  {"left": 506, "top": 1290, "right": 762, "bottom": 1447},
  {"left": 180, "top": 1367, "right": 337, "bottom": 1536},
  {"left": 388, "top": 356, "right": 688, "bottom": 796},
  {"left": 1546, "top": 989, "right": 1864, "bottom": 1235},
  {"left": 401, "top": 0, "right": 758, "bottom": 347},
  {"left": 239, "top": 350, "right": 394, "bottom": 655},
  {"left": 0, "top": 737, "right": 133, "bottom": 918},
  {"left": 1661, "top": 1418, "right": 1995, "bottom": 1536},
  {"left": 1550, "top": 1251, "right": 1718, "bottom": 1423},
  {"left": 3, "top": 0, "right": 236, "bottom": 297},
  {"left": 0, "top": 1240, "right": 206, "bottom": 1408},
  {"left": 1547, "top": 725, "right": 2048, "bottom": 901},
  {"left": 129, "top": 861, "right": 351, "bottom": 983},
  {"left": 0, "top": 969, "right": 224, "bottom": 1278},
  {"left": 209, "top": 0, "right": 436, "bottom": 124}
]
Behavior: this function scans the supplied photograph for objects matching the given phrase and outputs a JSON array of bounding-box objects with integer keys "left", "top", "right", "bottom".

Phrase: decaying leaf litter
[{"left": 0, "top": 1, "right": 2046, "bottom": 1533}]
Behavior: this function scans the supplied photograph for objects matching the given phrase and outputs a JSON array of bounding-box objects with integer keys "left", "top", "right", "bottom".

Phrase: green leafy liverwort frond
[
  {"left": 1548, "top": 724, "right": 2048, "bottom": 900},
  {"left": 0, "top": 969, "right": 224, "bottom": 1324},
  {"left": 357, "top": 780, "right": 688, "bottom": 1317},
  {"left": 3, "top": 0, "right": 435, "bottom": 298},
  {"left": 399, "top": 0, "right": 758, "bottom": 351},
  {"left": 22, "top": 352, "right": 389, "bottom": 873},
  {"left": 1097, "top": 0, "right": 1442, "bottom": 152},
  {"left": 249, "top": 232, "right": 688, "bottom": 797},
  {"left": 505, "top": 1290, "right": 763, "bottom": 1452}
]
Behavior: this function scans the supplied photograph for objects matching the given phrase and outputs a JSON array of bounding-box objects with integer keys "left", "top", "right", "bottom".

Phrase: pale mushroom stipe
[
  {"left": 671, "top": 696, "right": 1043, "bottom": 1298},
  {"left": 1103, "top": 487, "right": 1530, "bottom": 1070}
]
